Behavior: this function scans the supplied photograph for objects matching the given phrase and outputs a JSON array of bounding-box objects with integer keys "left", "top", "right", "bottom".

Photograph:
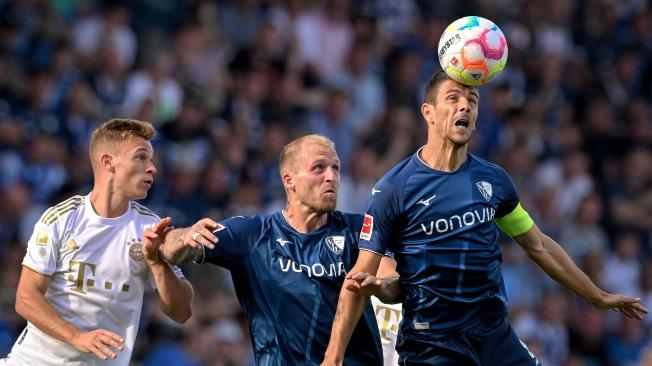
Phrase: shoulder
[
  {"left": 469, "top": 154, "right": 507, "bottom": 173},
  {"left": 469, "top": 154, "right": 512, "bottom": 180},
  {"left": 39, "top": 195, "right": 86, "bottom": 227},
  {"left": 219, "top": 214, "right": 267, "bottom": 233},
  {"left": 331, "top": 211, "right": 364, "bottom": 230},
  {"left": 469, "top": 153, "right": 503, "bottom": 171},
  {"left": 375, "top": 154, "right": 418, "bottom": 192},
  {"left": 130, "top": 201, "right": 160, "bottom": 222}
]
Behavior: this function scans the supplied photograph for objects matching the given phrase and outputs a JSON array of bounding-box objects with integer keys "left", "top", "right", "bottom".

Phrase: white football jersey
[
  {"left": 371, "top": 296, "right": 402, "bottom": 366},
  {"left": 3, "top": 194, "right": 184, "bottom": 366}
]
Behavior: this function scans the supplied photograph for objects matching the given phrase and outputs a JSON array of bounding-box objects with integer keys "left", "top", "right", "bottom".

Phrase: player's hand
[
  {"left": 183, "top": 218, "right": 220, "bottom": 250},
  {"left": 70, "top": 329, "right": 124, "bottom": 360},
  {"left": 343, "top": 271, "right": 383, "bottom": 297},
  {"left": 143, "top": 217, "right": 174, "bottom": 265},
  {"left": 594, "top": 293, "right": 648, "bottom": 320}
]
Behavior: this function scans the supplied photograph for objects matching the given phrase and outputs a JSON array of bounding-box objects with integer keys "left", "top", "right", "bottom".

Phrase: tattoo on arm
[{"left": 160, "top": 228, "right": 204, "bottom": 265}]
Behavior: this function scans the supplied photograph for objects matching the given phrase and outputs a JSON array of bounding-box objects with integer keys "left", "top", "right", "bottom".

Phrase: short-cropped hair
[
  {"left": 279, "top": 134, "right": 335, "bottom": 178},
  {"left": 89, "top": 118, "right": 156, "bottom": 167}
]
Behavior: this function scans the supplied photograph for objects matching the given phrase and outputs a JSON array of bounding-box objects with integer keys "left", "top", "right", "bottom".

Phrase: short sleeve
[
  {"left": 343, "top": 213, "right": 393, "bottom": 257},
  {"left": 494, "top": 167, "right": 520, "bottom": 218},
  {"left": 22, "top": 221, "right": 62, "bottom": 276},
  {"left": 358, "top": 182, "right": 402, "bottom": 256},
  {"left": 202, "top": 216, "right": 263, "bottom": 269}
]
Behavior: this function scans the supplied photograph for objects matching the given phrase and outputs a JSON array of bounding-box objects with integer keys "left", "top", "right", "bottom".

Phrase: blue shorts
[{"left": 397, "top": 316, "right": 540, "bottom": 366}]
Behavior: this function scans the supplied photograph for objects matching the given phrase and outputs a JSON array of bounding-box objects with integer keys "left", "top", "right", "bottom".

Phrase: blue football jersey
[
  {"left": 359, "top": 151, "right": 520, "bottom": 341},
  {"left": 202, "top": 211, "right": 383, "bottom": 366}
]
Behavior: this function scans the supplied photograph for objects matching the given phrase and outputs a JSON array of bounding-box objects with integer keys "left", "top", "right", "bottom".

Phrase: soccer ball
[{"left": 437, "top": 16, "right": 508, "bottom": 87}]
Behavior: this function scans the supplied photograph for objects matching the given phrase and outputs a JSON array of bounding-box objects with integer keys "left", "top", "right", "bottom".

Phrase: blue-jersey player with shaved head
[
  {"left": 322, "top": 70, "right": 648, "bottom": 366},
  {"left": 144, "top": 135, "right": 395, "bottom": 366}
]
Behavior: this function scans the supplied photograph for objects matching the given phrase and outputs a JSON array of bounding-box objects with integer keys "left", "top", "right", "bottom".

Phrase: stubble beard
[{"left": 312, "top": 195, "right": 337, "bottom": 213}]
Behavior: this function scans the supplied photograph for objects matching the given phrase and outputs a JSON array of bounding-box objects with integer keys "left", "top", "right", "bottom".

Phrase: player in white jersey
[
  {"left": 2, "top": 119, "right": 193, "bottom": 365},
  {"left": 371, "top": 297, "right": 402, "bottom": 366}
]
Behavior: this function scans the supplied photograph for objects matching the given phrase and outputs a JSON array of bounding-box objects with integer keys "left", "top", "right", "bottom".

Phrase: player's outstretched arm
[
  {"left": 147, "top": 218, "right": 219, "bottom": 265},
  {"left": 514, "top": 224, "right": 648, "bottom": 319},
  {"left": 345, "top": 256, "right": 401, "bottom": 304},
  {"left": 322, "top": 250, "right": 383, "bottom": 366},
  {"left": 143, "top": 217, "right": 194, "bottom": 323},
  {"left": 15, "top": 266, "right": 124, "bottom": 360}
]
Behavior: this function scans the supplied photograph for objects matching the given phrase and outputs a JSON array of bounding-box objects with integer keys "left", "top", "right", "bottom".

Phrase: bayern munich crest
[
  {"left": 325, "top": 236, "right": 345, "bottom": 255},
  {"left": 476, "top": 181, "right": 493, "bottom": 201},
  {"left": 128, "top": 238, "right": 144, "bottom": 261}
]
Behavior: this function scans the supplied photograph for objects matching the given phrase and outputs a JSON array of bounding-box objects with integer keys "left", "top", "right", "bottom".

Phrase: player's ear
[
  {"left": 421, "top": 102, "right": 434, "bottom": 125},
  {"left": 283, "top": 173, "right": 294, "bottom": 191},
  {"left": 101, "top": 153, "right": 115, "bottom": 173}
]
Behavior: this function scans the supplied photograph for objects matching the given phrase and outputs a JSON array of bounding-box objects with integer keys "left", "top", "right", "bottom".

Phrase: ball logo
[
  {"left": 451, "top": 57, "right": 459, "bottom": 66},
  {"left": 438, "top": 34, "right": 461, "bottom": 61},
  {"left": 360, "top": 214, "right": 374, "bottom": 241}
]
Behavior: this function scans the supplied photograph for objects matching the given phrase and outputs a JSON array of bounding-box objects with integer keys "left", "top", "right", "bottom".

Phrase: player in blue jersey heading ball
[
  {"left": 321, "top": 70, "right": 648, "bottom": 366},
  {"left": 144, "top": 134, "right": 398, "bottom": 365}
]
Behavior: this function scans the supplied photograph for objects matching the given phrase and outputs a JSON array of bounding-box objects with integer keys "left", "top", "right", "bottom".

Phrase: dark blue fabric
[
  {"left": 398, "top": 315, "right": 540, "bottom": 366},
  {"left": 359, "top": 151, "right": 520, "bottom": 341},
  {"left": 204, "top": 211, "right": 383, "bottom": 366}
]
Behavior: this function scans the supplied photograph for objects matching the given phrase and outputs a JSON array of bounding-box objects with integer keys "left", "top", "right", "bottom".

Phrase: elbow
[
  {"left": 170, "top": 307, "right": 192, "bottom": 324},
  {"left": 15, "top": 290, "right": 30, "bottom": 319},
  {"left": 522, "top": 240, "right": 548, "bottom": 261},
  {"left": 162, "top": 300, "right": 192, "bottom": 324}
]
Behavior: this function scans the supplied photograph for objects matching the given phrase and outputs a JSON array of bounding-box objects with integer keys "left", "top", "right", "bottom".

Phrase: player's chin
[
  {"left": 134, "top": 188, "right": 150, "bottom": 200},
  {"left": 450, "top": 134, "right": 472, "bottom": 145},
  {"left": 318, "top": 197, "right": 337, "bottom": 212}
]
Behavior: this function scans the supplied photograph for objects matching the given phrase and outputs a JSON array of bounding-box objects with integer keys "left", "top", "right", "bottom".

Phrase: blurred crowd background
[{"left": 0, "top": 0, "right": 651, "bottom": 365}]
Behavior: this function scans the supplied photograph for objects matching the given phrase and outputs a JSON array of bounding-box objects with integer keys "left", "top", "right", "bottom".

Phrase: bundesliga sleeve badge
[{"left": 360, "top": 214, "right": 374, "bottom": 241}]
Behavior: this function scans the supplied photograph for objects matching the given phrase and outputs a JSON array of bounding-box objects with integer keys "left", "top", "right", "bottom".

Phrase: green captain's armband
[{"left": 494, "top": 203, "right": 534, "bottom": 237}]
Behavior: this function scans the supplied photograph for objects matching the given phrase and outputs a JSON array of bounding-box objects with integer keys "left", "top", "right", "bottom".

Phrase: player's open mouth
[
  {"left": 454, "top": 118, "right": 470, "bottom": 128},
  {"left": 144, "top": 179, "right": 153, "bottom": 186}
]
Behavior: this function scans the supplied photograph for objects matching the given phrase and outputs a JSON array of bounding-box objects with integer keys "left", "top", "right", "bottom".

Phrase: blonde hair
[
  {"left": 279, "top": 134, "right": 335, "bottom": 177},
  {"left": 89, "top": 118, "right": 156, "bottom": 169}
]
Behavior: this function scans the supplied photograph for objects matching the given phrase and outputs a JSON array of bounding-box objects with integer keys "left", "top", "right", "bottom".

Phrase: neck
[
  {"left": 90, "top": 180, "right": 130, "bottom": 218},
  {"left": 283, "top": 203, "right": 328, "bottom": 234},
  {"left": 420, "top": 134, "right": 468, "bottom": 172}
]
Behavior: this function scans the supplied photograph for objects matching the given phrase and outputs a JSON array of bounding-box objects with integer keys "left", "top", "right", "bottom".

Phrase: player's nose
[
  {"left": 458, "top": 97, "right": 470, "bottom": 112},
  {"left": 146, "top": 162, "right": 157, "bottom": 175},
  {"left": 324, "top": 167, "right": 339, "bottom": 182}
]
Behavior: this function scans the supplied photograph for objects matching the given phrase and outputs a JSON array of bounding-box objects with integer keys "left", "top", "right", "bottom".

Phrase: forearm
[
  {"left": 374, "top": 275, "right": 402, "bottom": 304},
  {"left": 324, "top": 283, "right": 368, "bottom": 363},
  {"left": 160, "top": 228, "right": 203, "bottom": 264},
  {"left": 149, "top": 262, "right": 193, "bottom": 323},
  {"left": 16, "top": 290, "right": 81, "bottom": 345},
  {"left": 525, "top": 234, "right": 604, "bottom": 305}
]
